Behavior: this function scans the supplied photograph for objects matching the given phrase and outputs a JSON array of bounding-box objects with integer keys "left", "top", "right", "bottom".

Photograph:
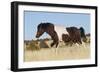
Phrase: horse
[{"left": 36, "top": 22, "right": 86, "bottom": 48}]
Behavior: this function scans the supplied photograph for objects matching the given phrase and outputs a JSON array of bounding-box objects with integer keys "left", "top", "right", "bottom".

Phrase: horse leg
[
  {"left": 77, "top": 37, "right": 82, "bottom": 45},
  {"left": 69, "top": 41, "right": 73, "bottom": 46},
  {"left": 54, "top": 42, "right": 59, "bottom": 54},
  {"left": 55, "top": 42, "right": 59, "bottom": 48},
  {"left": 51, "top": 42, "right": 55, "bottom": 47}
]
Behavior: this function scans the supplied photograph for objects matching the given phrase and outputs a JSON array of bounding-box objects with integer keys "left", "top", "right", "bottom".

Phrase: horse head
[{"left": 36, "top": 23, "right": 45, "bottom": 38}]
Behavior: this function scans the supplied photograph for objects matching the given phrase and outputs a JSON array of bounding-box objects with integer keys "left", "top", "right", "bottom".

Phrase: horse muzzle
[{"left": 36, "top": 33, "right": 40, "bottom": 38}]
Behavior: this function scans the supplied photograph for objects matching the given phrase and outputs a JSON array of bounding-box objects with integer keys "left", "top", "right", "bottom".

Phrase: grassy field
[
  {"left": 24, "top": 44, "right": 90, "bottom": 62},
  {"left": 24, "top": 36, "right": 90, "bottom": 62}
]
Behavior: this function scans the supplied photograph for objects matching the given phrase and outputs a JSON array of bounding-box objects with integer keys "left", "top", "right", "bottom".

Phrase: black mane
[{"left": 38, "top": 22, "right": 54, "bottom": 29}]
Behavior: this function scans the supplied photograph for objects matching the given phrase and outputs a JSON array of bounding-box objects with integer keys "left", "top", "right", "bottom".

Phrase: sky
[{"left": 24, "top": 11, "right": 90, "bottom": 40}]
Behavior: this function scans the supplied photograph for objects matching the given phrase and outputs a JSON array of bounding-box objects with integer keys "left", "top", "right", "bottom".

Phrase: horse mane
[{"left": 38, "top": 22, "right": 54, "bottom": 29}]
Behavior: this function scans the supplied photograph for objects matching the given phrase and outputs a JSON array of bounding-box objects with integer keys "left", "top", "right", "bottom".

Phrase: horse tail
[{"left": 79, "top": 27, "right": 87, "bottom": 42}]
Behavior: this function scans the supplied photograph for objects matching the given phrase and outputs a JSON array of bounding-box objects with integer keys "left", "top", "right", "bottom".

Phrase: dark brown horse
[
  {"left": 36, "top": 22, "right": 86, "bottom": 48},
  {"left": 62, "top": 27, "right": 86, "bottom": 46}
]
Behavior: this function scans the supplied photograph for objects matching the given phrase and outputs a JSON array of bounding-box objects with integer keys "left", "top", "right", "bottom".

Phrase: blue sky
[{"left": 24, "top": 11, "right": 90, "bottom": 40}]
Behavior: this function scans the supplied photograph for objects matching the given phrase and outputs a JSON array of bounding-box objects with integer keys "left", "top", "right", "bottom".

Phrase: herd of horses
[{"left": 36, "top": 22, "right": 87, "bottom": 48}]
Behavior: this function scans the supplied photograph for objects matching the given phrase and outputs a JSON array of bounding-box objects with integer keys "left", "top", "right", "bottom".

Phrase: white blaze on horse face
[{"left": 54, "top": 25, "right": 69, "bottom": 41}]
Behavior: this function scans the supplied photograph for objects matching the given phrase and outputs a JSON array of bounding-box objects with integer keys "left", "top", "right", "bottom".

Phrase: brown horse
[{"left": 36, "top": 22, "right": 86, "bottom": 48}]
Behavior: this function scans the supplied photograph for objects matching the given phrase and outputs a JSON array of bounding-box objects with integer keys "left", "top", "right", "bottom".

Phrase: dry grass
[{"left": 24, "top": 37, "right": 90, "bottom": 62}]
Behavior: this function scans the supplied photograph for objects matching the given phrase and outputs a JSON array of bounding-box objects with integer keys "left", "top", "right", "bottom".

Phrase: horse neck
[
  {"left": 45, "top": 30, "right": 58, "bottom": 41},
  {"left": 45, "top": 30, "right": 54, "bottom": 37}
]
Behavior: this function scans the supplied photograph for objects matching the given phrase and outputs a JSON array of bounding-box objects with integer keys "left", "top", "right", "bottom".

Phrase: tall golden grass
[{"left": 24, "top": 36, "right": 90, "bottom": 62}]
